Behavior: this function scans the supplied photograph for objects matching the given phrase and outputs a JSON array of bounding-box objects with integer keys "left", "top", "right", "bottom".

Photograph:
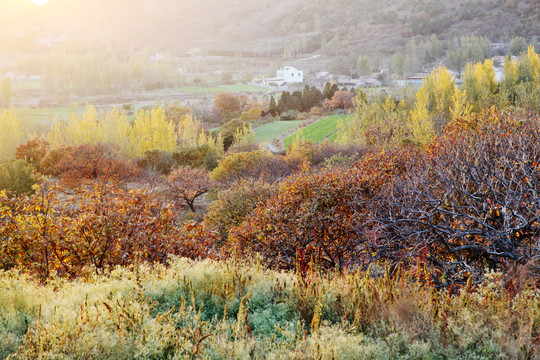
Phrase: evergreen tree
[
  {"left": 268, "top": 95, "right": 277, "bottom": 111},
  {"left": 277, "top": 91, "right": 291, "bottom": 113}
]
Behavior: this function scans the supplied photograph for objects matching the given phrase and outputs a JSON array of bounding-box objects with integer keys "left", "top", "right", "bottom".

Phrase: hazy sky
[{"left": 28, "top": 0, "right": 50, "bottom": 4}]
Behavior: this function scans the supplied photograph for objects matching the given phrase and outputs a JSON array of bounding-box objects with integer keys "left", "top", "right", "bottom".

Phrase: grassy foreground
[{"left": 1, "top": 257, "right": 539, "bottom": 359}]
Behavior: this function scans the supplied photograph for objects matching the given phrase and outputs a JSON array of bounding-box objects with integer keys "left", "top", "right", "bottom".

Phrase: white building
[{"left": 276, "top": 66, "right": 304, "bottom": 84}]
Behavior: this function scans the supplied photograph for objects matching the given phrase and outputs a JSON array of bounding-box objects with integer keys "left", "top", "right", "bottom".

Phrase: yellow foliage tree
[
  {"left": 408, "top": 86, "right": 434, "bottom": 145},
  {"left": 49, "top": 106, "right": 130, "bottom": 150},
  {"left": 0, "top": 109, "right": 26, "bottom": 162},
  {"left": 50, "top": 106, "right": 179, "bottom": 159},
  {"left": 419, "top": 66, "right": 456, "bottom": 120},
  {"left": 527, "top": 45, "right": 540, "bottom": 86},
  {"left": 462, "top": 59, "right": 497, "bottom": 110},
  {"left": 451, "top": 88, "right": 472, "bottom": 120},
  {"left": 177, "top": 114, "right": 202, "bottom": 147},
  {"left": 128, "top": 108, "right": 177, "bottom": 158},
  {"left": 408, "top": 66, "right": 455, "bottom": 145}
]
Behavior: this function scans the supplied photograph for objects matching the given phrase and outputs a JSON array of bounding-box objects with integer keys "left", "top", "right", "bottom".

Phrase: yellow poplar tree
[
  {"left": 408, "top": 86, "right": 434, "bottom": 145},
  {"left": 407, "top": 66, "right": 455, "bottom": 145},
  {"left": 451, "top": 88, "right": 472, "bottom": 120},
  {"left": 420, "top": 66, "right": 455, "bottom": 120},
  {"left": 527, "top": 45, "right": 540, "bottom": 86},
  {"left": 462, "top": 59, "right": 497, "bottom": 109},
  {"left": 128, "top": 107, "right": 177, "bottom": 158},
  {"left": 0, "top": 109, "right": 26, "bottom": 161},
  {"left": 177, "top": 114, "right": 202, "bottom": 147},
  {"left": 49, "top": 105, "right": 133, "bottom": 156}
]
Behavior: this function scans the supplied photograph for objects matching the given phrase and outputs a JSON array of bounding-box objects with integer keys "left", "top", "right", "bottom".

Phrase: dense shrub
[
  {"left": 38, "top": 144, "right": 75, "bottom": 176},
  {"left": 280, "top": 110, "right": 298, "bottom": 121},
  {"left": 135, "top": 149, "right": 175, "bottom": 175},
  {"left": 227, "top": 145, "right": 424, "bottom": 271},
  {"left": 14, "top": 137, "right": 50, "bottom": 170},
  {"left": 323, "top": 90, "right": 355, "bottom": 111},
  {"left": 376, "top": 110, "right": 540, "bottom": 285},
  {"left": 210, "top": 150, "right": 292, "bottom": 186},
  {"left": 228, "top": 167, "right": 366, "bottom": 269},
  {"left": 0, "top": 184, "right": 218, "bottom": 279},
  {"left": 226, "top": 141, "right": 260, "bottom": 154},
  {"left": 284, "top": 140, "right": 322, "bottom": 167},
  {"left": 0, "top": 160, "right": 41, "bottom": 195},
  {"left": 285, "top": 141, "right": 366, "bottom": 169},
  {"left": 213, "top": 93, "right": 248, "bottom": 121},
  {"left": 56, "top": 143, "right": 138, "bottom": 188},
  {"left": 173, "top": 144, "right": 222, "bottom": 171},
  {"left": 205, "top": 180, "right": 277, "bottom": 241},
  {"left": 309, "top": 106, "right": 326, "bottom": 116}
]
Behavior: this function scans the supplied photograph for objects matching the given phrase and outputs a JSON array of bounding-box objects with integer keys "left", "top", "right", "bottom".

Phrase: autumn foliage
[
  {"left": 14, "top": 137, "right": 50, "bottom": 169},
  {"left": 222, "top": 110, "right": 540, "bottom": 286},
  {"left": 0, "top": 184, "right": 218, "bottom": 279},
  {"left": 56, "top": 143, "right": 139, "bottom": 188},
  {"left": 228, "top": 167, "right": 366, "bottom": 269},
  {"left": 167, "top": 166, "right": 213, "bottom": 212},
  {"left": 323, "top": 90, "right": 355, "bottom": 111},
  {"left": 374, "top": 110, "right": 540, "bottom": 285},
  {"left": 210, "top": 150, "right": 292, "bottom": 186},
  {"left": 213, "top": 93, "right": 249, "bottom": 120}
]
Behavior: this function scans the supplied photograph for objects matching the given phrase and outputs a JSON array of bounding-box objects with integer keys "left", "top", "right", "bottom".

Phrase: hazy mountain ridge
[{"left": 0, "top": 0, "right": 538, "bottom": 55}]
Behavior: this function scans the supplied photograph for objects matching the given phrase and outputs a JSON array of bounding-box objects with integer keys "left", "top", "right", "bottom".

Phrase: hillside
[{"left": 0, "top": 0, "right": 539, "bottom": 56}]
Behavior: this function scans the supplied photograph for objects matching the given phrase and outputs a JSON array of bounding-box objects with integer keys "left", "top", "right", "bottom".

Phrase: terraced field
[
  {"left": 283, "top": 115, "right": 352, "bottom": 147},
  {"left": 253, "top": 120, "right": 303, "bottom": 143}
]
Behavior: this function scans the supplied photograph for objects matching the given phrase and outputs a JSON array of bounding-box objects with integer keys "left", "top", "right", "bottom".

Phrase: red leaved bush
[
  {"left": 228, "top": 167, "right": 363, "bottom": 269},
  {"left": 226, "top": 146, "right": 424, "bottom": 271},
  {"left": 0, "top": 184, "right": 218, "bottom": 279},
  {"left": 56, "top": 143, "right": 139, "bottom": 188}
]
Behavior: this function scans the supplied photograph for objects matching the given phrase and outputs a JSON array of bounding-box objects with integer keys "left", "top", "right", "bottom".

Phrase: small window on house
[
  {"left": 291, "top": 73, "right": 294, "bottom": 76},
  {"left": 298, "top": 73, "right": 301, "bottom": 76}
]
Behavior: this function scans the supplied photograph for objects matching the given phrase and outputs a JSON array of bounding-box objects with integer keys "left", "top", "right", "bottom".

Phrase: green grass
[
  {"left": 253, "top": 121, "right": 303, "bottom": 143},
  {"left": 176, "top": 84, "right": 268, "bottom": 94},
  {"left": 1, "top": 257, "right": 537, "bottom": 359},
  {"left": 284, "top": 115, "right": 351, "bottom": 147},
  {"left": 3, "top": 106, "right": 86, "bottom": 136},
  {"left": 27, "top": 106, "right": 86, "bottom": 129},
  {"left": 12, "top": 80, "right": 42, "bottom": 91}
]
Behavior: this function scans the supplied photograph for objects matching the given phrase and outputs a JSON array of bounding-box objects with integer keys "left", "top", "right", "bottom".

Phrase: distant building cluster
[{"left": 249, "top": 49, "right": 526, "bottom": 93}]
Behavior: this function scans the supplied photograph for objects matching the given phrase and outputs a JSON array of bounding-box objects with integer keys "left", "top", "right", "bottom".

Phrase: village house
[
  {"left": 336, "top": 75, "right": 366, "bottom": 88},
  {"left": 405, "top": 74, "right": 428, "bottom": 86},
  {"left": 263, "top": 66, "right": 304, "bottom": 87},
  {"left": 276, "top": 66, "right": 304, "bottom": 84},
  {"left": 491, "top": 43, "right": 506, "bottom": 53}
]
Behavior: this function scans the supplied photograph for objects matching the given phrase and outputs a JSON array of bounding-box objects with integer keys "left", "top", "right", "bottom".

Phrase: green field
[
  {"left": 284, "top": 115, "right": 351, "bottom": 147},
  {"left": 12, "top": 80, "right": 42, "bottom": 91},
  {"left": 176, "top": 84, "right": 268, "bottom": 94},
  {"left": 10, "top": 106, "right": 86, "bottom": 135},
  {"left": 253, "top": 120, "right": 303, "bottom": 143},
  {"left": 27, "top": 105, "right": 86, "bottom": 125}
]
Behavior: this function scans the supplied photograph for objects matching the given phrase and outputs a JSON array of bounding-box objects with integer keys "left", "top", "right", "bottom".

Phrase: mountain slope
[{"left": 0, "top": 0, "right": 538, "bottom": 55}]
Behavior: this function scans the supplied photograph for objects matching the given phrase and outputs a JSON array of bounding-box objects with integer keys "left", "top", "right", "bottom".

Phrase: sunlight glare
[{"left": 28, "top": 0, "right": 50, "bottom": 5}]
